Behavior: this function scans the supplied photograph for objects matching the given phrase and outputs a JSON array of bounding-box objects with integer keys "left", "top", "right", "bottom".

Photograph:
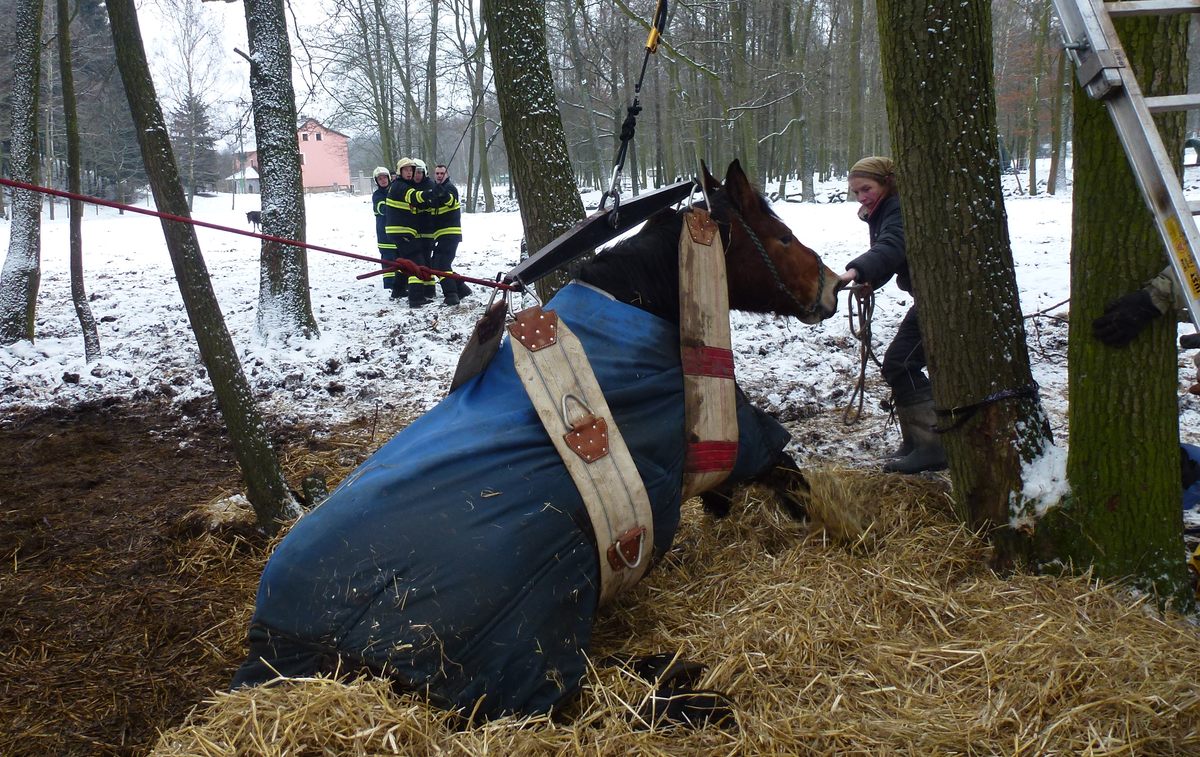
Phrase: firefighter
[
  {"left": 370, "top": 166, "right": 401, "bottom": 298},
  {"left": 385, "top": 157, "right": 447, "bottom": 308},
  {"left": 431, "top": 163, "right": 470, "bottom": 305}
]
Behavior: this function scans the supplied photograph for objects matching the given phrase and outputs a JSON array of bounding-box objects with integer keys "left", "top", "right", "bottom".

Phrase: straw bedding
[{"left": 154, "top": 468, "right": 1200, "bottom": 755}]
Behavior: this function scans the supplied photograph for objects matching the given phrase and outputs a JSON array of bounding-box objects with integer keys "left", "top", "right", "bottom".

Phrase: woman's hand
[{"left": 838, "top": 268, "right": 872, "bottom": 300}]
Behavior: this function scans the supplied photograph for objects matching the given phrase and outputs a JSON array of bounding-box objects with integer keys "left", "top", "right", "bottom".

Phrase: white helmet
[
  {"left": 372, "top": 166, "right": 390, "bottom": 179},
  {"left": 412, "top": 158, "right": 427, "bottom": 173},
  {"left": 395, "top": 157, "right": 416, "bottom": 172}
]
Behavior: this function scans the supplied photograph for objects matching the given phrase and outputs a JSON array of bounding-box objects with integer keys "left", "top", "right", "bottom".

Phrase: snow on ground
[{"left": 2, "top": 172, "right": 1199, "bottom": 477}]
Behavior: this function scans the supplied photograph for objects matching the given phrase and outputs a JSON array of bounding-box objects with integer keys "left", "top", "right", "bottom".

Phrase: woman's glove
[{"left": 1092, "top": 289, "right": 1164, "bottom": 347}]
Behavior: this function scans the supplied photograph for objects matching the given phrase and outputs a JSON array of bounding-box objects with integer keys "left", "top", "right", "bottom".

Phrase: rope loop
[
  {"left": 934, "top": 383, "right": 1041, "bottom": 433},
  {"left": 841, "top": 286, "right": 880, "bottom": 425}
]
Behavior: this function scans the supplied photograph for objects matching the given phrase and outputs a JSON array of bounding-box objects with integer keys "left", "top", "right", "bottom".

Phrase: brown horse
[
  {"left": 232, "top": 159, "right": 840, "bottom": 722},
  {"left": 573, "top": 159, "right": 840, "bottom": 323}
]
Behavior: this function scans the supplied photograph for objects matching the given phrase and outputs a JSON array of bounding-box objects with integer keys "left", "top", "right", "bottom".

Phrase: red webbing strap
[
  {"left": 686, "top": 441, "right": 739, "bottom": 472},
  {"left": 681, "top": 345, "right": 735, "bottom": 379}
]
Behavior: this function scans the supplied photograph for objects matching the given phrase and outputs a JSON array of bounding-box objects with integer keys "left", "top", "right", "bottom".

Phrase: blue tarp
[
  {"left": 233, "top": 282, "right": 789, "bottom": 718},
  {"left": 1184, "top": 443, "right": 1200, "bottom": 511}
]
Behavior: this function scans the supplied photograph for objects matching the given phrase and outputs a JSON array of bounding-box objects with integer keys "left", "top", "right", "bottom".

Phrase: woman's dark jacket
[{"left": 845, "top": 193, "right": 909, "bottom": 293}]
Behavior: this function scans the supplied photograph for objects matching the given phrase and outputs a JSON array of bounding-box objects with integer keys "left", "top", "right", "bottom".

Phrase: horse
[
  {"left": 231, "top": 160, "right": 842, "bottom": 720},
  {"left": 246, "top": 210, "right": 262, "bottom": 231}
]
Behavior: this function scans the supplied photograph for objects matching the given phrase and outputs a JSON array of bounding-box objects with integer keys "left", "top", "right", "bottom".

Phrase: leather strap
[{"left": 509, "top": 305, "right": 655, "bottom": 607}]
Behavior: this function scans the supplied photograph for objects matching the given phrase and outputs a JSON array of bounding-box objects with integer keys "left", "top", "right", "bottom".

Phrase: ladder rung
[
  {"left": 1106, "top": 0, "right": 1200, "bottom": 16},
  {"left": 1145, "top": 94, "right": 1200, "bottom": 113}
]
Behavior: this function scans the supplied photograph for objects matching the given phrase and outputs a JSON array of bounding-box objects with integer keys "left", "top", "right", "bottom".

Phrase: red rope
[{"left": 0, "top": 176, "right": 519, "bottom": 291}]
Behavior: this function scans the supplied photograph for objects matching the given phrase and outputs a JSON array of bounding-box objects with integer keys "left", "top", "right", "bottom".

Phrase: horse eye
[{"left": 780, "top": 235, "right": 793, "bottom": 245}]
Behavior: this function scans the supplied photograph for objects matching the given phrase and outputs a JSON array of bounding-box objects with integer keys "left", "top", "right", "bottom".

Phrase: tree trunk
[
  {"left": 1046, "top": 49, "right": 1067, "bottom": 196},
  {"left": 105, "top": 0, "right": 301, "bottom": 533},
  {"left": 425, "top": 0, "right": 439, "bottom": 161},
  {"left": 0, "top": 0, "right": 44, "bottom": 346},
  {"left": 479, "top": 121, "right": 496, "bottom": 213},
  {"left": 1044, "top": 14, "right": 1193, "bottom": 608},
  {"left": 58, "top": 0, "right": 100, "bottom": 361},
  {"left": 1025, "top": 0, "right": 1050, "bottom": 196},
  {"left": 561, "top": 0, "right": 606, "bottom": 191},
  {"left": 45, "top": 37, "right": 57, "bottom": 223},
  {"left": 846, "top": 0, "right": 865, "bottom": 166},
  {"left": 242, "top": 0, "right": 319, "bottom": 340},
  {"left": 876, "top": 0, "right": 1055, "bottom": 567},
  {"left": 482, "top": 0, "right": 584, "bottom": 300}
]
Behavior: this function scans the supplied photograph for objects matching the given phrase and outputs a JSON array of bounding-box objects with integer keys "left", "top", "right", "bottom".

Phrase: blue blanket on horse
[{"left": 233, "top": 282, "right": 790, "bottom": 718}]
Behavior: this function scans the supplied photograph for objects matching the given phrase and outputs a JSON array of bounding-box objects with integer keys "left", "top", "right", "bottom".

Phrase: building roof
[
  {"left": 298, "top": 117, "right": 350, "bottom": 140},
  {"left": 223, "top": 166, "right": 261, "bottom": 182}
]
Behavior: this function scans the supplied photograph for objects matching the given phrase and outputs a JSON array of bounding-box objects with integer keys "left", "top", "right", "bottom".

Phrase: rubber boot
[
  {"left": 440, "top": 278, "right": 460, "bottom": 305},
  {"left": 408, "top": 278, "right": 429, "bottom": 307},
  {"left": 425, "top": 281, "right": 438, "bottom": 304},
  {"left": 883, "top": 399, "right": 947, "bottom": 474},
  {"left": 390, "top": 280, "right": 406, "bottom": 300},
  {"left": 457, "top": 280, "right": 472, "bottom": 299},
  {"left": 883, "top": 423, "right": 914, "bottom": 460}
]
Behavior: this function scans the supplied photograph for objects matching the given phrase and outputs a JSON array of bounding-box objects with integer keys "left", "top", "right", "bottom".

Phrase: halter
[{"left": 721, "top": 203, "right": 827, "bottom": 319}]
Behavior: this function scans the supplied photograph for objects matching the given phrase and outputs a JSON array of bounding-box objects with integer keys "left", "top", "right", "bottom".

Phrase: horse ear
[
  {"left": 723, "top": 159, "right": 757, "bottom": 208},
  {"left": 699, "top": 161, "right": 721, "bottom": 194}
]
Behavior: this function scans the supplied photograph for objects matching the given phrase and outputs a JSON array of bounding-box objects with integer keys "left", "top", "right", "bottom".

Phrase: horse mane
[{"left": 572, "top": 208, "right": 686, "bottom": 323}]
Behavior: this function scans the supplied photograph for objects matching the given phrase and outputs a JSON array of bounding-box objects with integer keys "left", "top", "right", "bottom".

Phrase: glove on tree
[{"left": 1092, "top": 288, "right": 1163, "bottom": 347}]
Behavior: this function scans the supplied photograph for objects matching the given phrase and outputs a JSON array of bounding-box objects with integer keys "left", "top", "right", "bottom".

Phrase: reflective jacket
[
  {"left": 431, "top": 180, "right": 462, "bottom": 241},
  {"left": 411, "top": 176, "right": 439, "bottom": 241},
  {"left": 372, "top": 184, "right": 394, "bottom": 253},
  {"left": 385, "top": 177, "right": 442, "bottom": 242}
]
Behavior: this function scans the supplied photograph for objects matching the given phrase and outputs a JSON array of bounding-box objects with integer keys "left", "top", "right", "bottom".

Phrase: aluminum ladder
[{"left": 1051, "top": 0, "right": 1200, "bottom": 326}]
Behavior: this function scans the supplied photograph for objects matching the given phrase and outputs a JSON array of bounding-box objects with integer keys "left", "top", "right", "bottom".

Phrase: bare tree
[
  {"left": 1045, "top": 13, "right": 1193, "bottom": 608},
  {"left": 57, "top": 0, "right": 100, "bottom": 360},
  {"left": 153, "top": 0, "right": 223, "bottom": 209},
  {"left": 105, "top": 0, "right": 302, "bottom": 533},
  {"left": 0, "top": 0, "right": 44, "bottom": 345},
  {"left": 876, "top": 0, "right": 1056, "bottom": 566},
  {"left": 240, "top": 0, "right": 319, "bottom": 340},
  {"left": 482, "top": 0, "right": 584, "bottom": 300}
]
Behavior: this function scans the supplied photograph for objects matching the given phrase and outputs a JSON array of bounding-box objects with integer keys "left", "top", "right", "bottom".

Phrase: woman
[{"left": 837, "top": 156, "right": 945, "bottom": 473}]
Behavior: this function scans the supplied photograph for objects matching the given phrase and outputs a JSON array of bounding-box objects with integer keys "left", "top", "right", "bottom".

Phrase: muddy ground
[{"left": 0, "top": 398, "right": 347, "bottom": 756}]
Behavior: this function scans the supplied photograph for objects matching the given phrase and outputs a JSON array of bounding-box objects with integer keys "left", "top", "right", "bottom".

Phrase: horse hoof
[{"left": 634, "top": 686, "right": 737, "bottom": 731}]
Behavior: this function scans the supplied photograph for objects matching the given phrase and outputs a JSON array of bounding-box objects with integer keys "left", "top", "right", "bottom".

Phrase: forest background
[{"left": 3, "top": 0, "right": 1199, "bottom": 219}]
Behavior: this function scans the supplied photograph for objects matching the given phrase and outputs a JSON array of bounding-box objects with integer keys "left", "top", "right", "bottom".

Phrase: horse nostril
[{"left": 834, "top": 278, "right": 849, "bottom": 293}]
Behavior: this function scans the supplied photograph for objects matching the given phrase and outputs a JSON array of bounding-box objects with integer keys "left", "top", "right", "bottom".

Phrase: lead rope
[{"left": 842, "top": 286, "right": 881, "bottom": 425}]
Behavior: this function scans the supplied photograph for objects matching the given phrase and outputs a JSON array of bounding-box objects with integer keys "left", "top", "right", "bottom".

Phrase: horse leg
[
  {"left": 755, "top": 450, "right": 810, "bottom": 521},
  {"left": 699, "top": 450, "right": 809, "bottom": 521}
]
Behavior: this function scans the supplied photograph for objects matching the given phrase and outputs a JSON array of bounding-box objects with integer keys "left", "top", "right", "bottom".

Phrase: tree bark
[
  {"left": 1046, "top": 49, "right": 1067, "bottom": 196},
  {"left": 425, "top": 0, "right": 439, "bottom": 161},
  {"left": 876, "top": 0, "right": 1054, "bottom": 567},
  {"left": 0, "top": 0, "right": 44, "bottom": 346},
  {"left": 242, "top": 0, "right": 319, "bottom": 340},
  {"left": 846, "top": 0, "right": 865, "bottom": 166},
  {"left": 57, "top": 0, "right": 100, "bottom": 361},
  {"left": 1045, "top": 14, "right": 1193, "bottom": 608},
  {"left": 482, "top": 0, "right": 584, "bottom": 300},
  {"left": 105, "top": 0, "right": 301, "bottom": 533},
  {"left": 1025, "top": 0, "right": 1051, "bottom": 196}
]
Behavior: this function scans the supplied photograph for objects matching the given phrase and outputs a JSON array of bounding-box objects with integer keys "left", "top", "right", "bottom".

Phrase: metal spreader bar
[{"left": 1051, "top": 0, "right": 1200, "bottom": 326}]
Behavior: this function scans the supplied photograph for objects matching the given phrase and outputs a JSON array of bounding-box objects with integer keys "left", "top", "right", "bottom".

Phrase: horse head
[{"left": 701, "top": 160, "right": 841, "bottom": 324}]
